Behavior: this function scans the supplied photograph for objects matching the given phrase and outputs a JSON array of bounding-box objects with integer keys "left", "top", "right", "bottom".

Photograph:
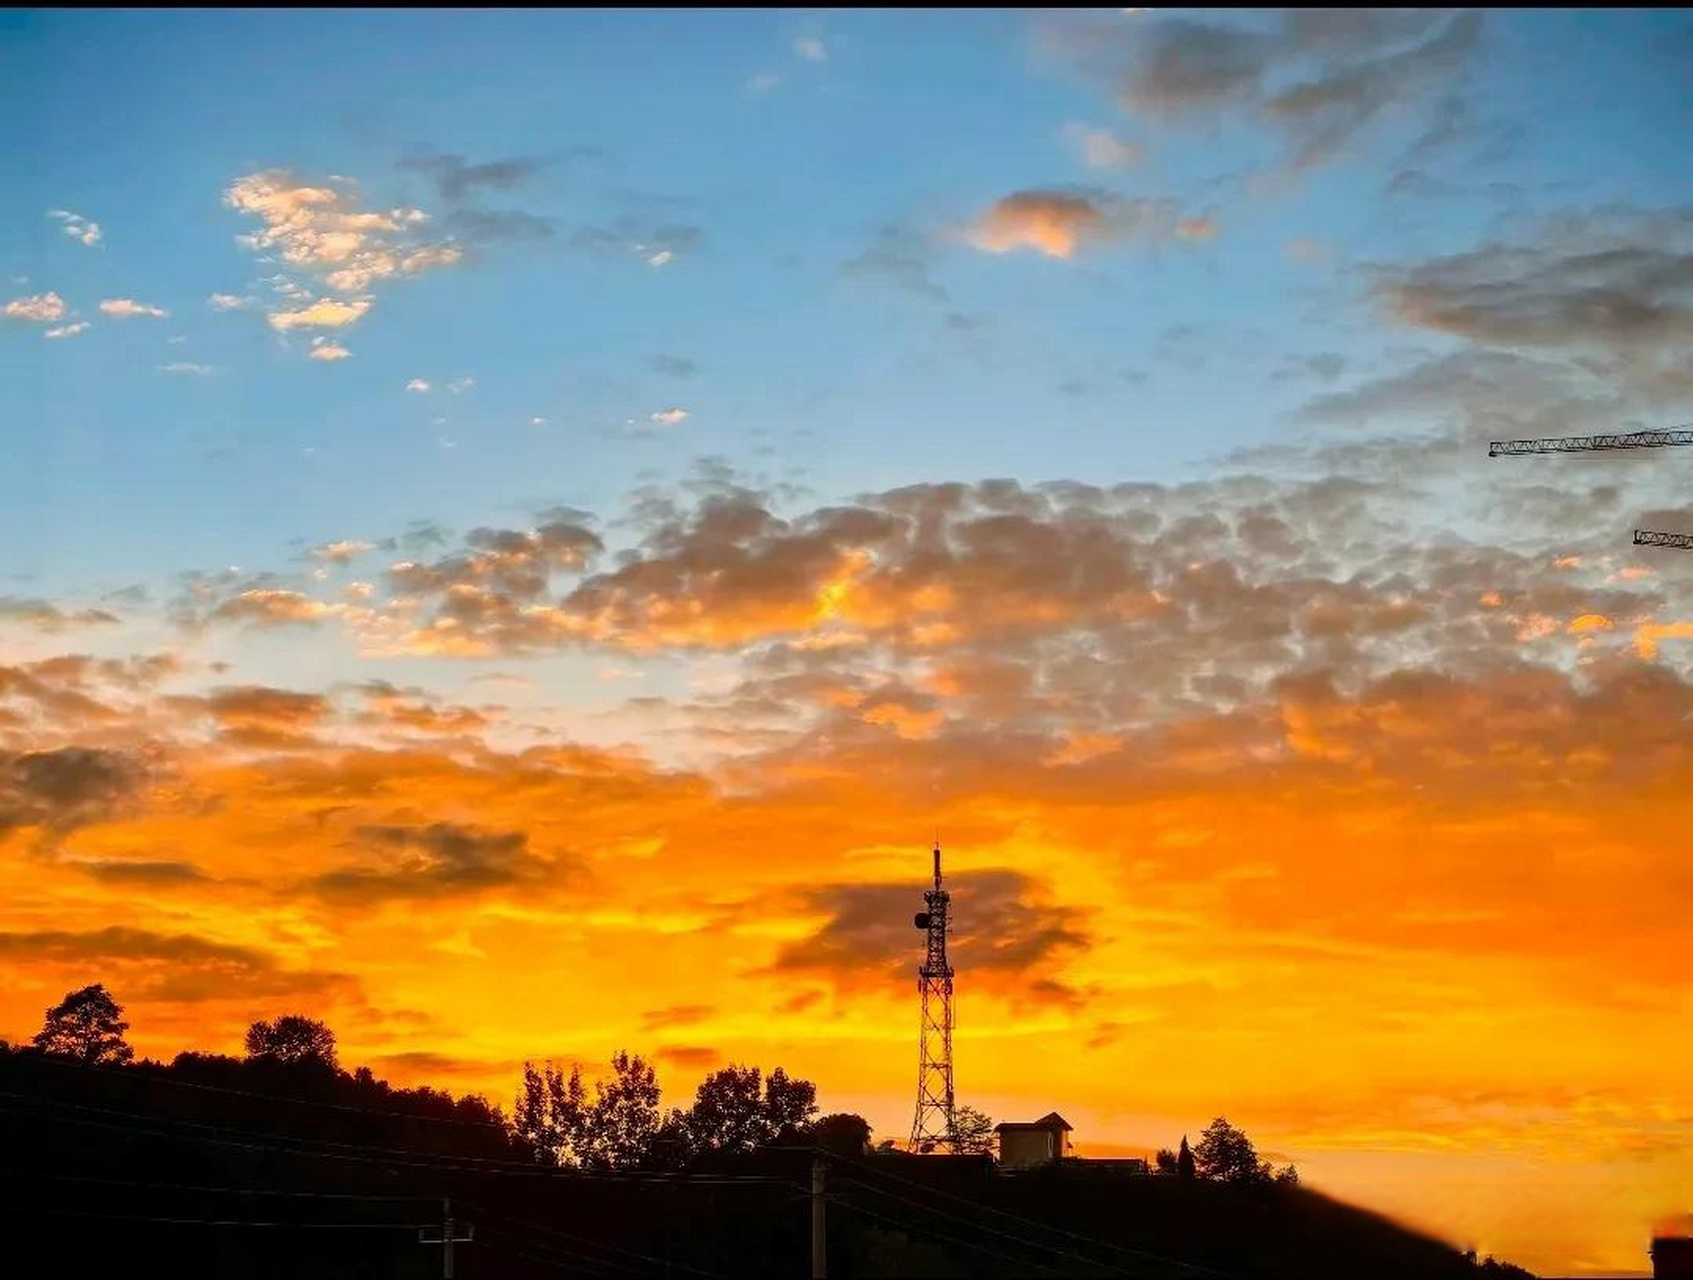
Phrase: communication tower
[{"left": 909, "top": 841, "right": 957, "bottom": 1153}]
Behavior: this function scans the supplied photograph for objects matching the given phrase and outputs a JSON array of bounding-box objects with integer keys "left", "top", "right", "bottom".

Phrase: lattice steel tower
[{"left": 909, "top": 841, "right": 957, "bottom": 1153}]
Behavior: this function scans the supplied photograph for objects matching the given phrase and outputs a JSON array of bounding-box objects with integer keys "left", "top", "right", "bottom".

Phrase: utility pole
[
  {"left": 418, "top": 1198, "right": 474, "bottom": 1279},
  {"left": 811, "top": 1157, "right": 828, "bottom": 1280}
]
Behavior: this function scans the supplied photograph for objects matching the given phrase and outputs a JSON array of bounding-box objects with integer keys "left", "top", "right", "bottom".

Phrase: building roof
[{"left": 994, "top": 1112, "right": 1073, "bottom": 1133}]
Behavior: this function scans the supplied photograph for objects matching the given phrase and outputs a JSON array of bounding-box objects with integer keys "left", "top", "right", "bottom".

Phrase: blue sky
[{"left": 5, "top": 8, "right": 1689, "bottom": 596}]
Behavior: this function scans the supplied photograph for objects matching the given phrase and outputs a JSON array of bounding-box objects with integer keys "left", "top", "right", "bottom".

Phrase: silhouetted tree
[
  {"left": 514, "top": 1061, "right": 551, "bottom": 1162},
  {"left": 1274, "top": 1163, "right": 1300, "bottom": 1187},
  {"left": 763, "top": 1066, "right": 817, "bottom": 1135},
  {"left": 583, "top": 1051, "right": 660, "bottom": 1169},
  {"left": 549, "top": 1061, "right": 589, "bottom": 1163},
  {"left": 1194, "top": 1117, "right": 1264, "bottom": 1184},
  {"left": 1178, "top": 1134, "right": 1196, "bottom": 1180},
  {"left": 33, "top": 984, "right": 133, "bottom": 1064},
  {"left": 686, "top": 1064, "right": 768, "bottom": 1154},
  {"left": 1155, "top": 1147, "right": 1178, "bottom": 1175},
  {"left": 810, "top": 1113, "right": 872, "bottom": 1157},
  {"left": 244, "top": 1015, "right": 338, "bottom": 1069},
  {"left": 953, "top": 1105, "right": 995, "bottom": 1156}
]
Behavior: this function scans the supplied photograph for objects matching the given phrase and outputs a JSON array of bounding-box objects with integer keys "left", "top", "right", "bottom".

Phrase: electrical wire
[{"left": 813, "top": 1146, "right": 1231, "bottom": 1278}]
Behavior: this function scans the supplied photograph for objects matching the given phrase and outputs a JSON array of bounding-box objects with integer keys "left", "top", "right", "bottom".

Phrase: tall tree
[
  {"left": 584, "top": 1051, "right": 660, "bottom": 1169},
  {"left": 686, "top": 1064, "right": 768, "bottom": 1154},
  {"left": 547, "top": 1062, "right": 589, "bottom": 1165},
  {"left": 952, "top": 1105, "right": 996, "bottom": 1156},
  {"left": 763, "top": 1066, "right": 817, "bottom": 1136},
  {"left": 514, "top": 1061, "right": 551, "bottom": 1162},
  {"left": 1155, "top": 1147, "right": 1178, "bottom": 1175},
  {"left": 32, "top": 984, "right": 133, "bottom": 1064},
  {"left": 1178, "top": 1134, "right": 1196, "bottom": 1179},
  {"left": 810, "top": 1113, "right": 872, "bottom": 1157},
  {"left": 244, "top": 1015, "right": 338, "bottom": 1069},
  {"left": 1193, "top": 1117, "right": 1264, "bottom": 1184}
]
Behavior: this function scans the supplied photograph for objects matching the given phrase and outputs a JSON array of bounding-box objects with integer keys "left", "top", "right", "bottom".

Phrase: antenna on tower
[{"left": 910, "top": 838, "right": 957, "bottom": 1154}]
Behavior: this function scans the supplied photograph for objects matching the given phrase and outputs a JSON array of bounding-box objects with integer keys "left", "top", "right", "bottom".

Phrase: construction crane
[{"left": 1488, "top": 425, "right": 1692, "bottom": 549}]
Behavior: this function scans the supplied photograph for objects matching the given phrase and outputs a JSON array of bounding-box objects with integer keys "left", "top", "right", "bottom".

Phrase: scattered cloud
[
  {"left": 224, "top": 169, "right": 463, "bottom": 339},
  {"left": 398, "top": 152, "right": 542, "bottom": 202},
  {"left": 309, "top": 337, "right": 353, "bottom": 361},
  {"left": 44, "top": 321, "right": 89, "bottom": 340},
  {"left": 100, "top": 298, "right": 169, "bottom": 319},
  {"left": 1044, "top": 8, "right": 1485, "bottom": 173},
  {"left": 268, "top": 297, "right": 371, "bottom": 330},
  {"left": 964, "top": 190, "right": 1207, "bottom": 259},
  {"left": 447, "top": 377, "right": 474, "bottom": 394},
  {"left": 1062, "top": 122, "right": 1144, "bottom": 169},
  {"left": 159, "top": 362, "right": 213, "bottom": 375},
  {"left": 207, "top": 292, "right": 254, "bottom": 310},
  {"left": 794, "top": 36, "right": 828, "bottom": 62},
  {"left": 406, "top": 378, "right": 431, "bottom": 393},
  {"left": 650, "top": 407, "right": 690, "bottom": 426},
  {"left": 5, "top": 292, "right": 66, "bottom": 323},
  {"left": 0, "top": 598, "right": 119, "bottom": 632},
  {"left": 48, "top": 209, "right": 102, "bottom": 247}
]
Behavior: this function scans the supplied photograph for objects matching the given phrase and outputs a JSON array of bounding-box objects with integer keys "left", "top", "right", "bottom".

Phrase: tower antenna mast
[{"left": 910, "top": 839, "right": 957, "bottom": 1153}]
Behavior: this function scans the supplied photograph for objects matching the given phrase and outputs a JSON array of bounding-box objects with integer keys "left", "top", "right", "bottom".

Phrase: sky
[{"left": 3, "top": 8, "right": 1692, "bottom": 1275}]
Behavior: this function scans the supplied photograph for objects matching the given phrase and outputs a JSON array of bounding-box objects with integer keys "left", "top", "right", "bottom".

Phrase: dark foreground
[{"left": 0, "top": 1051, "right": 1530, "bottom": 1279}]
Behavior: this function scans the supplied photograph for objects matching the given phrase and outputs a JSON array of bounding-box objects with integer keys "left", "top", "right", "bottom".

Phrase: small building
[
  {"left": 1654, "top": 1236, "right": 1693, "bottom": 1280},
  {"left": 994, "top": 1112, "right": 1072, "bottom": 1169}
]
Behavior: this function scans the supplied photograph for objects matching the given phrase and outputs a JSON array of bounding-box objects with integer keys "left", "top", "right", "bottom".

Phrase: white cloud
[
  {"left": 45, "top": 321, "right": 89, "bottom": 339},
  {"left": 531, "top": 416, "right": 547, "bottom": 427},
  {"left": 224, "top": 169, "right": 463, "bottom": 337},
  {"left": 208, "top": 292, "right": 254, "bottom": 310},
  {"left": 646, "top": 250, "right": 675, "bottom": 268},
  {"left": 748, "top": 70, "right": 783, "bottom": 93},
  {"left": 268, "top": 297, "right": 371, "bottom": 330},
  {"left": 311, "top": 539, "right": 373, "bottom": 563},
  {"left": 1062, "top": 123, "right": 1144, "bottom": 169},
  {"left": 5, "top": 292, "right": 67, "bottom": 322},
  {"left": 447, "top": 377, "right": 475, "bottom": 394},
  {"left": 48, "top": 209, "right": 102, "bottom": 247},
  {"left": 309, "top": 337, "right": 352, "bottom": 361},
  {"left": 100, "top": 298, "right": 168, "bottom": 319},
  {"left": 406, "top": 378, "right": 432, "bottom": 393},
  {"left": 650, "top": 407, "right": 690, "bottom": 425},
  {"left": 794, "top": 36, "right": 828, "bottom": 62},
  {"left": 160, "top": 362, "right": 213, "bottom": 375}
]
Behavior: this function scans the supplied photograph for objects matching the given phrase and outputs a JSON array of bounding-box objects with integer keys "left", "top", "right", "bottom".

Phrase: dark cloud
[
  {"left": 0, "top": 746, "right": 143, "bottom": 835},
  {"left": 75, "top": 859, "right": 210, "bottom": 885},
  {"left": 768, "top": 870, "right": 1091, "bottom": 1003},
  {"left": 0, "top": 925, "right": 352, "bottom": 1003},
  {"left": 1374, "top": 207, "right": 1693, "bottom": 394},
  {"left": 1045, "top": 8, "right": 1484, "bottom": 172},
  {"left": 0, "top": 598, "right": 120, "bottom": 632},
  {"left": 641, "top": 1003, "right": 714, "bottom": 1031},
  {"left": 645, "top": 353, "right": 698, "bottom": 378},
  {"left": 571, "top": 220, "right": 702, "bottom": 266},
  {"left": 312, "top": 821, "right": 551, "bottom": 903},
  {"left": 398, "top": 152, "right": 542, "bottom": 201},
  {"left": 843, "top": 229, "right": 948, "bottom": 300},
  {"left": 654, "top": 1045, "right": 720, "bottom": 1070}
]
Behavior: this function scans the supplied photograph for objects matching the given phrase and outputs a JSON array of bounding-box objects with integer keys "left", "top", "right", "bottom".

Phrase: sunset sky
[{"left": 3, "top": 9, "right": 1692, "bottom": 1275}]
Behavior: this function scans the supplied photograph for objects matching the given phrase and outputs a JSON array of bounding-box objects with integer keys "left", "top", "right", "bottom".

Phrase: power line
[
  {"left": 0, "top": 1166, "right": 430, "bottom": 1202},
  {"left": 813, "top": 1148, "right": 1231, "bottom": 1279},
  {"left": 463, "top": 1200, "right": 729, "bottom": 1280},
  {"left": 824, "top": 1192, "right": 1068, "bottom": 1276},
  {"left": 0, "top": 1204, "right": 431, "bottom": 1229},
  {"left": 13, "top": 1050, "right": 513, "bottom": 1130},
  {"left": 0, "top": 1090, "right": 788, "bottom": 1184}
]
